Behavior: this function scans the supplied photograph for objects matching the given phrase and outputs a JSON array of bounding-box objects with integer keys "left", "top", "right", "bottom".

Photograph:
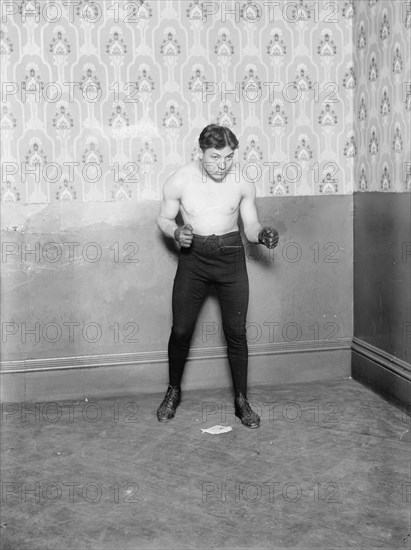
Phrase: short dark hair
[{"left": 198, "top": 124, "right": 239, "bottom": 152}]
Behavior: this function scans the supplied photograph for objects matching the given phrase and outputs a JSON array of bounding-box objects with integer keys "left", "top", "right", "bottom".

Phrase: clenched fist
[
  {"left": 174, "top": 224, "right": 194, "bottom": 248},
  {"left": 258, "top": 227, "right": 279, "bottom": 249}
]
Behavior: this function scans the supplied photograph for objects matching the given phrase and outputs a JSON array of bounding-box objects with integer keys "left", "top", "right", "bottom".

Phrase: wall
[
  {"left": 1, "top": 0, "right": 356, "bottom": 200},
  {"left": 352, "top": 0, "right": 411, "bottom": 404},
  {"left": 1, "top": 0, "right": 357, "bottom": 400},
  {"left": 1, "top": 197, "right": 352, "bottom": 401}
]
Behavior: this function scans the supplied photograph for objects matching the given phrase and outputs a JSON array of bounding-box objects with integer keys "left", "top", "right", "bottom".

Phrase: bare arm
[
  {"left": 157, "top": 174, "right": 181, "bottom": 239},
  {"left": 157, "top": 173, "right": 194, "bottom": 247},
  {"left": 240, "top": 181, "right": 279, "bottom": 248},
  {"left": 239, "top": 180, "right": 263, "bottom": 243}
]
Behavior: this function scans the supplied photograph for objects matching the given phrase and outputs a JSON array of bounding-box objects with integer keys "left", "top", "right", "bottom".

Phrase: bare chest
[{"left": 181, "top": 181, "right": 242, "bottom": 217}]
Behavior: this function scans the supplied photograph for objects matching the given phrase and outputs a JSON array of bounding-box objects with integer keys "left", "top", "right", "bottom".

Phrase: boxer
[{"left": 156, "top": 124, "right": 279, "bottom": 428}]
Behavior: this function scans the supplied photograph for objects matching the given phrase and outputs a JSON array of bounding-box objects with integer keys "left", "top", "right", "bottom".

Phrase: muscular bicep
[
  {"left": 158, "top": 176, "right": 181, "bottom": 221},
  {"left": 239, "top": 180, "right": 262, "bottom": 242},
  {"left": 239, "top": 181, "right": 259, "bottom": 227},
  {"left": 157, "top": 174, "right": 183, "bottom": 238},
  {"left": 159, "top": 195, "right": 180, "bottom": 221}
]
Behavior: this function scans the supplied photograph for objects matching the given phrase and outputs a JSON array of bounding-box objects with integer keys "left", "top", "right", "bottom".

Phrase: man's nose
[{"left": 218, "top": 160, "right": 226, "bottom": 170}]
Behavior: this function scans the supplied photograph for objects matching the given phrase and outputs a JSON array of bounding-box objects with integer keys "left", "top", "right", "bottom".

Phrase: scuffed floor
[{"left": 1, "top": 378, "right": 410, "bottom": 549}]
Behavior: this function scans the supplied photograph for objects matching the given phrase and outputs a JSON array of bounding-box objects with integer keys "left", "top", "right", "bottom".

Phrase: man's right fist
[
  {"left": 174, "top": 224, "right": 193, "bottom": 248},
  {"left": 258, "top": 227, "right": 279, "bottom": 249}
]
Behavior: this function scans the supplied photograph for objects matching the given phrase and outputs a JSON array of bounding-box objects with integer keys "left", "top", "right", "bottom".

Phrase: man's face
[{"left": 201, "top": 146, "right": 235, "bottom": 182}]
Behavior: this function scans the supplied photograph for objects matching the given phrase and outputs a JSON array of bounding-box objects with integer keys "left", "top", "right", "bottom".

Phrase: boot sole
[
  {"left": 157, "top": 417, "right": 174, "bottom": 422},
  {"left": 240, "top": 421, "right": 260, "bottom": 429},
  {"left": 235, "top": 413, "right": 260, "bottom": 429}
]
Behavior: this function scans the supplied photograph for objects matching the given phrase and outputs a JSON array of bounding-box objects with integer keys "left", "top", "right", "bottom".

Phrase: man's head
[{"left": 198, "top": 124, "right": 239, "bottom": 182}]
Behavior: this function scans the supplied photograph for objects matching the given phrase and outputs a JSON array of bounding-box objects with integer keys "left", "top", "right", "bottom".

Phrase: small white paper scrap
[{"left": 201, "top": 425, "right": 233, "bottom": 435}]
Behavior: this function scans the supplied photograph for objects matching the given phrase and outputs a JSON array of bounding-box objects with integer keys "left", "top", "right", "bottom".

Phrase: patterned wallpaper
[
  {"left": 0, "top": 0, "right": 409, "bottom": 204},
  {"left": 353, "top": 0, "right": 411, "bottom": 192}
]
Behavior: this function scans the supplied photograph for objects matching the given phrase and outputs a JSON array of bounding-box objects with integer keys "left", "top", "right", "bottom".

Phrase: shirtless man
[{"left": 156, "top": 124, "right": 279, "bottom": 428}]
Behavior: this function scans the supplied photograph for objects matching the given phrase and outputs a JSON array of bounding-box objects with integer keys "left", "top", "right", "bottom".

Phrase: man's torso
[{"left": 177, "top": 162, "right": 243, "bottom": 236}]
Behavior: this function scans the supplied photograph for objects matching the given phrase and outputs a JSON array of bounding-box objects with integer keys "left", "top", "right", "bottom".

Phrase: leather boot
[
  {"left": 234, "top": 392, "right": 260, "bottom": 429},
  {"left": 157, "top": 385, "right": 181, "bottom": 422}
]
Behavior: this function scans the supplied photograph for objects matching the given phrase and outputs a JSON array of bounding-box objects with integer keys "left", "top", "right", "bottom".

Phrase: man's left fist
[{"left": 258, "top": 227, "right": 279, "bottom": 249}]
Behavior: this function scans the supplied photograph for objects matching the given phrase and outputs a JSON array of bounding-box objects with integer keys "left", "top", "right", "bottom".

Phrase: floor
[{"left": 1, "top": 378, "right": 410, "bottom": 550}]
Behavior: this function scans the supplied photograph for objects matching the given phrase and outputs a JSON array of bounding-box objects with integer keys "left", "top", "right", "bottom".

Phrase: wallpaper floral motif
[
  {"left": 353, "top": 0, "right": 411, "bottom": 192},
  {"left": 0, "top": 0, "right": 409, "bottom": 203}
]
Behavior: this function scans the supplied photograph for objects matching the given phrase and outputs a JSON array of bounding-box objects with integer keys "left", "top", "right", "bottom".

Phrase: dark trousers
[{"left": 168, "top": 231, "right": 249, "bottom": 395}]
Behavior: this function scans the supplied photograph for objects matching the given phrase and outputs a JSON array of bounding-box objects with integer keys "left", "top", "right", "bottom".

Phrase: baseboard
[
  {"left": 3, "top": 338, "right": 409, "bottom": 406},
  {"left": 351, "top": 337, "right": 411, "bottom": 405},
  {"left": 0, "top": 339, "right": 352, "bottom": 402}
]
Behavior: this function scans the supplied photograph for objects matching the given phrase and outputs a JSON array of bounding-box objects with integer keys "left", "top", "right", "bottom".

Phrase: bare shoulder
[
  {"left": 175, "top": 161, "right": 200, "bottom": 184},
  {"left": 163, "top": 163, "right": 195, "bottom": 198},
  {"left": 239, "top": 177, "right": 257, "bottom": 200}
]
